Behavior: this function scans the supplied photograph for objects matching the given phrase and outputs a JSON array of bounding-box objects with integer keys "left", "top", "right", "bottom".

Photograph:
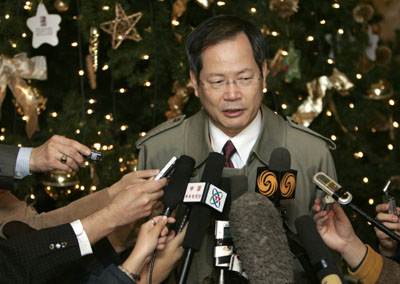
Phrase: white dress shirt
[
  {"left": 14, "top": 147, "right": 33, "bottom": 179},
  {"left": 209, "top": 110, "right": 262, "bottom": 168}
]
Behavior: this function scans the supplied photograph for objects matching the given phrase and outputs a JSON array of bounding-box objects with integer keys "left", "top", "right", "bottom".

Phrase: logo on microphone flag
[
  {"left": 255, "top": 166, "right": 297, "bottom": 201},
  {"left": 205, "top": 184, "right": 226, "bottom": 213}
]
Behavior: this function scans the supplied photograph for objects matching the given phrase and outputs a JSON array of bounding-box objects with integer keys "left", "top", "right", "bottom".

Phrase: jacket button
[
  {"left": 61, "top": 242, "right": 67, "bottom": 248},
  {"left": 49, "top": 244, "right": 55, "bottom": 250},
  {"left": 55, "top": 243, "right": 61, "bottom": 249}
]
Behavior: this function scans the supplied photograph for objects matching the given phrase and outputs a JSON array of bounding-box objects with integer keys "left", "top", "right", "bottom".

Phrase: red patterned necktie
[{"left": 222, "top": 140, "right": 237, "bottom": 168}]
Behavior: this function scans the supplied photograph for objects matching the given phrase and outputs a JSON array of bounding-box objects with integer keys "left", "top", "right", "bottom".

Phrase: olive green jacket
[{"left": 136, "top": 104, "right": 337, "bottom": 283}]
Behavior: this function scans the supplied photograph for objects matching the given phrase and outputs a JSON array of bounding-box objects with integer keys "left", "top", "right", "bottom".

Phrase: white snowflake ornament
[{"left": 27, "top": 3, "right": 61, "bottom": 48}]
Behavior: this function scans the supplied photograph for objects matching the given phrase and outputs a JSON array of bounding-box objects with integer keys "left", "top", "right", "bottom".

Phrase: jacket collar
[
  {"left": 184, "top": 105, "right": 287, "bottom": 168},
  {"left": 252, "top": 105, "right": 287, "bottom": 165},
  {"left": 184, "top": 108, "right": 213, "bottom": 168}
]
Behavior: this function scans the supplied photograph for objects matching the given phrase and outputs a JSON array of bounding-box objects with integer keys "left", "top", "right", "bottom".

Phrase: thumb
[{"left": 150, "top": 215, "right": 168, "bottom": 235}]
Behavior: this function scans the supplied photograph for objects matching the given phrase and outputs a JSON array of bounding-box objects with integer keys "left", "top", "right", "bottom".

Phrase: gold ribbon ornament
[
  {"left": 0, "top": 53, "right": 47, "bottom": 138},
  {"left": 292, "top": 68, "right": 354, "bottom": 135}
]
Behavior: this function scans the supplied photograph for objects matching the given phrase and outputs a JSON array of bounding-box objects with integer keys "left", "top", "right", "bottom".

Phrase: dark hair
[{"left": 186, "top": 14, "right": 266, "bottom": 80}]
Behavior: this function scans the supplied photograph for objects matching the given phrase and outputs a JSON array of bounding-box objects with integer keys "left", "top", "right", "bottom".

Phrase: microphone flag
[{"left": 255, "top": 166, "right": 297, "bottom": 201}]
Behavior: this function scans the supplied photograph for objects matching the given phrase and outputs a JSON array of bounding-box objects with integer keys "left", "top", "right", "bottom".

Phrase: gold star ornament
[{"left": 100, "top": 3, "right": 143, "bottom": 49}]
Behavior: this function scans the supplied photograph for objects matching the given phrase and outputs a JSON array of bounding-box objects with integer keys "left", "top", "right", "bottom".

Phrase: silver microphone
[{"left": 313, "top": 172, "right": 352, "bottom": 205}]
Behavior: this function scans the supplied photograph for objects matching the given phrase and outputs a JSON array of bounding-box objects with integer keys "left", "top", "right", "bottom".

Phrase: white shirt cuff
[
  {"left": 15, "top": 147, "right": 33, "bottom": 179},
  {"left": 70, "top": 220, "right": 93, "bottom": 256}
]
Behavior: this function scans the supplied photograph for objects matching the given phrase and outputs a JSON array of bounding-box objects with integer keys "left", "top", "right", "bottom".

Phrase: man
[
  {"left": 136, "top": 15, "right": 337, "bottom": 283},
  {"left": 313, "top": 199, "right": 400, "bottom": 284}
]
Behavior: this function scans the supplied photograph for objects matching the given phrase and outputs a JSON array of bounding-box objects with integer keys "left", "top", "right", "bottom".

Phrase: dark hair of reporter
[{"left": 186, "top": 14, "right": 266, "bottom": 81}]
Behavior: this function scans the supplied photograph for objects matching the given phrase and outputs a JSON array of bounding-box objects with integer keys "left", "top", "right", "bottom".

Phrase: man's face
[{"left": 191, "top": 32, "right": 267, "bottom": 137}]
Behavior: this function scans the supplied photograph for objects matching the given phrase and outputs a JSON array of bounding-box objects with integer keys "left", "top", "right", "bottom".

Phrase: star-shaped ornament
[
  {"left": 26, "top": 3, "right": 61, "bottom": 49},
  {"left": 100, "top": 3, "right": 143, "bottom": 49}
]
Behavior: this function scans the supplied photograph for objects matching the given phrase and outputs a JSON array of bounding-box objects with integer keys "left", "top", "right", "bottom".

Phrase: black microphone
[
  {"left": 256, "top": 147, "right": 296, "bottom": 207},
  {"left": 229, "top": 192, "right": 295, "bottom": 284},
  {"left": 295, "top": 215, "right": 345, "bottom": 284},
  {"left": 178, "top": 152, "right": 225, "bottom": 284},
  {"left": 161, "top": 155, "right": 195, "bottom": 217},
  {"left": 177, "top": 152, "right": 225, "bottom": 232}
]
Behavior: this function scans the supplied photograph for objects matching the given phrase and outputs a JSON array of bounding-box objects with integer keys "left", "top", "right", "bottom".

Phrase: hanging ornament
[
  {"left": 267, "top": 49, "right": 285, "bottom": 77},
  {"left": 292, "top": 68, "right": 354, "bottom": 135},
  {"left": 26, "top": 3, "right": 61, "bottom": 48},
  {"left": 269, "top": 0, "right": 299, "bottom": 18},
  {"left": 165, "top": 80, "right": 193, "bottom": 119},
  {"left": 282, "top": 42, "right": 301, "bottom": 83},
  {"left": 42, "top": 170, "right": 80, "bottom": 200},
  {"left": 376, "top": 45, "right": 392, "bottom": 66},
  {"left": 88, "top": 27, "right": 99, "bottom": 72},
  {"left": 0, "top": 53, "right": 47, "bottom": 138},
  {"left": 171, "top": 0, "right": 189, "bottom": 42},
  {"left": 85, "top": 56, "right": 96, "bottom": 90},
  {"left": 54, "top": 0, "right": 70, "bottom": 12},
  {"left": 365, "top": 79, "right": 393, "bottom": 100},
  {"left": 195, "top": 0, "right": 213, "bottom": 9},
  {"left": 172, "top": 0, "right": 188, "bottom": 20},
  {"left": 85, "top": 27, "right": 99, "bottom": 90},
  {"left": 100, "top": 3, "right": 143, "bottom": 50},
  {"left": 352, "top": 3, "right": 374, "bottom": 24}
]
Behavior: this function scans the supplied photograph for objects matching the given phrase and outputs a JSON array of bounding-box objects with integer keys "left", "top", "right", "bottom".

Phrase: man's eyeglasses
[{"left": 199, "top": 75, "right": 262, "bottom": 91}]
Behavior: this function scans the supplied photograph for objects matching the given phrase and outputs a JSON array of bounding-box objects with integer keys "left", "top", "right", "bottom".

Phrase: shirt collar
[{"left": 209, "top": 110, "right": 262, "bottom": 164}]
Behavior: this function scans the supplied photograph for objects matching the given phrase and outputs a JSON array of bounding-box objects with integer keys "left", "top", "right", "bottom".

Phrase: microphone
[
  {"left": 256, "top": 147, "right": 297, "bottom": 207},
  {"left": 161, "top": 155, "right": 195, "bottom": 216},
  {"left": 313, "top": 172, "right": 352, "bottom": 205},
  {"left": 229, "top": 192, "right": 295, "bottom": 284},
  {"left": 295, "top": 215, "right": 345, "bottom": 284},
  {"left": 313, "top": 172, "right": 400, "bottom": 243},
  {"left": 177, "top": 152, "right": 225, "bottom": 232},
  {"left": 178, "top": 152, "right": 226, "bottom": 284}
]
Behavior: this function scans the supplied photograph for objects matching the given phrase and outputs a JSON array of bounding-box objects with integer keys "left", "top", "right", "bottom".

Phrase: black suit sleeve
[
  {"left": 86, "top": 264, "right": 135, "bottom": 284},
  {"left": 0, "top": 145, "right": 19, "bottom": 191},
  {"left": 0, "top": 223, "right": 81, "bottom": 284}
]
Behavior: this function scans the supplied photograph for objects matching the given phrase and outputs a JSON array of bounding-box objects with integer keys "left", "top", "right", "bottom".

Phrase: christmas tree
[{"left": 1, "top": 0, "right": 400, "bottom": 245}]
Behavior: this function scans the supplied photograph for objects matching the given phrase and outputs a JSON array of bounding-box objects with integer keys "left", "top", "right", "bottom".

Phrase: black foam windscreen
[
  {"left": 218, "top": 177, "right": 231, "bottom": 221},
  {"left": 269, "top": 147, "right": 291, "bottom": 171},
  {"left": 295, "top": 215, "right": 345, "bottom": 284},
  {"left": 200, "top": 152, "right": 225, "bottom": 185},
  {"left": 162, "top": 155, "right": 195, "bottom": 210},
  {"left": 229, "top": 192, "right": 294, "bottom": 284},
  {"left": 182, "top": 204, "right": 211, "bottom": 251}
]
